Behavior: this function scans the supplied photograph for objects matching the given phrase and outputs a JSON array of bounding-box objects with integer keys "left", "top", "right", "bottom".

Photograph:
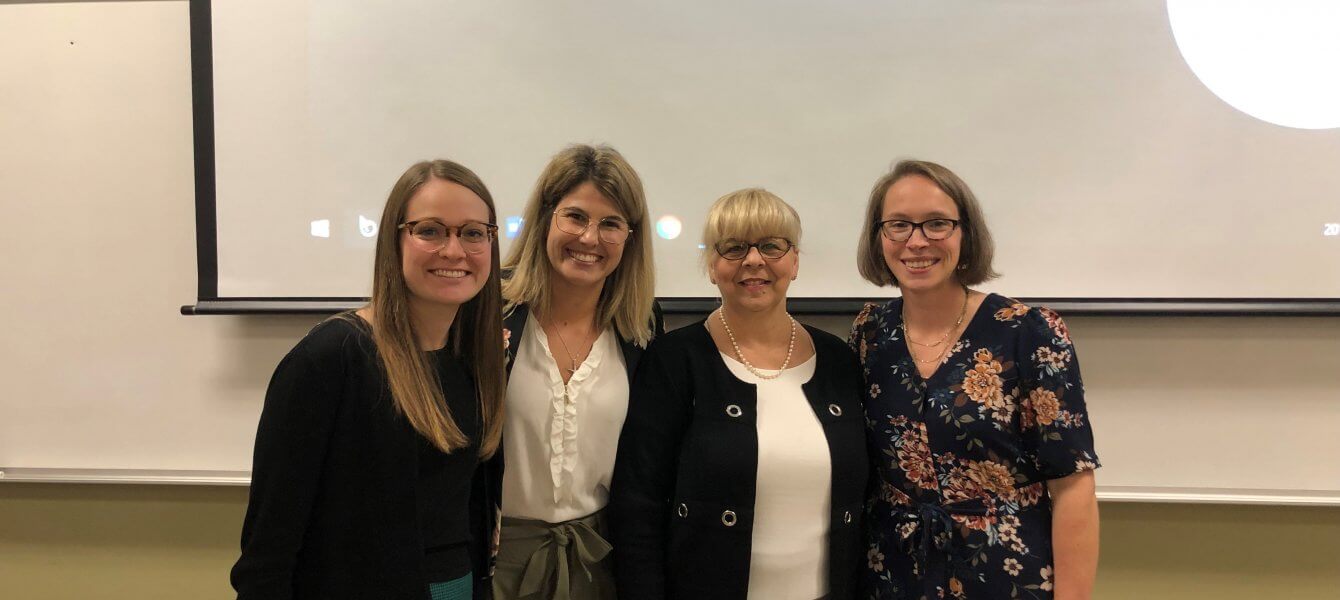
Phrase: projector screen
[{"left": 195, "top": 0, "right": 1340, "bottom": 309}]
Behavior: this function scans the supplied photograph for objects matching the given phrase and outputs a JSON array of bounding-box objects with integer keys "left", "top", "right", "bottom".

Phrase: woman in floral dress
[{"left": 849, "top": 160, "right": 1100, "bottom": 599}]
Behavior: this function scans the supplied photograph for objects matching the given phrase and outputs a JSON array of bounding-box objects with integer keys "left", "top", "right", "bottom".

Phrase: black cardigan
[
  {"left": 232, "top": 317, "right": 489, "bottom": 600},
  {"left": 608, "top": 321, "right": 869, "bottom": 600},
  {"left": 465, "top": 301, "right": 664, "bottom": 596}
]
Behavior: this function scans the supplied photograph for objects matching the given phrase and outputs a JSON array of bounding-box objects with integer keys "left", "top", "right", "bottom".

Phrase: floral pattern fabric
[{"left": 850, "top": 294, "right": 1100, "bottom": 600}]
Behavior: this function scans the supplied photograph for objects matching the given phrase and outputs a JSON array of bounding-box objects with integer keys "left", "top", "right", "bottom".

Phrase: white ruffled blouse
[{"left": 500, "top": 312, "right": 629, "bottom": 523}]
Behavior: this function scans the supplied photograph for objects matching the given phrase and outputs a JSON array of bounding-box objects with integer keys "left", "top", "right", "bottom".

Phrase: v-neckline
[
  {"left": 902, "top": 292, "right": 996, "bottom": 383},
  {"left": 529, "top": 312, "right": 606, "bottom": 388}
]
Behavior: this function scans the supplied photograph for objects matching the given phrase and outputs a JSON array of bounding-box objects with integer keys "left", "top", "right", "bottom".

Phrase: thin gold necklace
[
  {"left": 718, "top": 308, "right": 797, "bottom": 380},
  {"left": 547, "top": 317, "right": 596, "bottom": 376},
  {"left": 903, "top": 288, "right": 970, "bottom": 366}
]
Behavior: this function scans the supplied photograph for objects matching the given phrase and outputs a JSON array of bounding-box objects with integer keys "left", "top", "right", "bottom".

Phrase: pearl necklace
[{"left": 718, "top": 308, "right": 797, "bottom": 380}]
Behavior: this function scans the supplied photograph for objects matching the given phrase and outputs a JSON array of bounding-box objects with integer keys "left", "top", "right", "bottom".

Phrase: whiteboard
[{"left": 2, "top": 1, "right": 1338, "bottom": 506}]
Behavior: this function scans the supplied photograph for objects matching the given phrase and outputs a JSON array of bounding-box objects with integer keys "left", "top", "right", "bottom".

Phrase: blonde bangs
[{"left": 701, "top": 188, "right": 802, "bottom": 270}]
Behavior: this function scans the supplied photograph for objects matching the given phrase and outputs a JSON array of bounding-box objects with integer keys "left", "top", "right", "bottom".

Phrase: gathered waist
[{"left": 500, "top": 510, "right": 611, "bottom": 600}]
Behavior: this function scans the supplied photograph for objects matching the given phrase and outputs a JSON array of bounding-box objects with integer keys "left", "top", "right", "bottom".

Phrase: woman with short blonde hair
[
  {"left": 493, "top": 144, "right": 662, "bottom": 600},
  {"left": 611, "top": 188, "right": 868, "bottom": 600}
]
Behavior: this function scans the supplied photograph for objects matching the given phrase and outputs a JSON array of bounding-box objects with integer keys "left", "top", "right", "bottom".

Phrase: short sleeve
[
  {"left": 1017, "top": 307, "right": 1100, "bottom": 480},
  {"left": 848, "top": 302, "right": 880, "bottom": 365}
]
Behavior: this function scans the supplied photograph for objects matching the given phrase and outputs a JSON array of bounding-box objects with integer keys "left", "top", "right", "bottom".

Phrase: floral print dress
[{"left": 849, "top": 294, "right": 1100, "bottom": 600}]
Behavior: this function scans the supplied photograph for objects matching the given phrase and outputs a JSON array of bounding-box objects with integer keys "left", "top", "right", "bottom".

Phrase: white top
[
  {"left": 719, "top": 349, "right": 830, "bottom": 600},
  {"left": 501, "top": 313, "right": 629, "bottom": 523}
]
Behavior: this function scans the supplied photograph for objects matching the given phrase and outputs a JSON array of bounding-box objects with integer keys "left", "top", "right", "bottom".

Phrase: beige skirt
[{"left": 490, "top": 510, "right": 616, "bottom": 600}]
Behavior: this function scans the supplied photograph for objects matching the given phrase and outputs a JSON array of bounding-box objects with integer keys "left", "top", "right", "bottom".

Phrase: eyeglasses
[
  {"left": 399, "top": 220, "right": 498, "bottom": 254},
  {"left": 878, "top": 218, "right": 960, "bottom": 242},
  {"left": 714, "top": 237, "right": 795, "bottom": 261},
  {"left": 553, "top": 208, "right": 633, "bottom": 244}
]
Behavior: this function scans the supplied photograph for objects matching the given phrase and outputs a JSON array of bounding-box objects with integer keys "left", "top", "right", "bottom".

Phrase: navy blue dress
[{"left": 849, "top": 294, "right": 1100, "bottom": 600}]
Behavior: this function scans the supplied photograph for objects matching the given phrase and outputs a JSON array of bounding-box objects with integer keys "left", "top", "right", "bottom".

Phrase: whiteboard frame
[
  {"left": 5, "top": 468, "right": 1338, "bottom": 506},
  {"left": 184, "top": 0, "right": 1340, "bottom": 315}
]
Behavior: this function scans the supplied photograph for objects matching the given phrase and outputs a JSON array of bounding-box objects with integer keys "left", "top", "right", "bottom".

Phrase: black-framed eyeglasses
[
  {"left": 398, "top": 220, "right": 498, "bottom": 254},
  {"left": 714, "top": 237, "right": 795, "bottom": 261},
  {"left": 877, "top": 218, "right": 960, "bottom": 242},
  {"left": 553, "top": 208, "right": 633, "bottom": 244}
]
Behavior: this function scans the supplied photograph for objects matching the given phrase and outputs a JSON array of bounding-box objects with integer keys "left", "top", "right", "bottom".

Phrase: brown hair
[
  {"left": 856, "top": 159, "right": 999, "bottom": 287},
  {"left": 346, "top": 160, "right": 505, "bottom": 458},
  {"left": 502, "top": 144, "right": 656, "bottom": 346}
]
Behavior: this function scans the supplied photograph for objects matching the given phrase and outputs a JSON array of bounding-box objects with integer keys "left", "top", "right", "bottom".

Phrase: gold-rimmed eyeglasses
[{"left": 553, "top": 208, "right": 633, "bottom": 244}]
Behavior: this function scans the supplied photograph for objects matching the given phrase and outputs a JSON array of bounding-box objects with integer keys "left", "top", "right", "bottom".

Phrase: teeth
[
  {"left": 569, "top": 251, "right": 602, "bottom": 263},
  {"left": 903, "top": 259, "right": 936, "bottom": 269},
  {"left": 430, "top": 269, "right": 467, "bottom": 278}
]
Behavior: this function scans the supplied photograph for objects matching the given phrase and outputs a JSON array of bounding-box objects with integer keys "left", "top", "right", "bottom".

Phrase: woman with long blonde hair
[
  {"left": 232, "top": 160, "right": 506, "bottom": 600},
  {"left": 492, "top": 144, "right": 661, "bottom": 600}
]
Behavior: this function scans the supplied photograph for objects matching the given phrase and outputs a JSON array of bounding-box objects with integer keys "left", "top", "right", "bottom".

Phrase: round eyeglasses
[
  {"left": 878, "top": 218, "right": 960, "bottom": 242},
  {"left": 399, "top": 220, "right": 498, "bottom": 254},
  {"left": 553, "top": 208, "right": 633, "bottom": 244},
  {"left": 714, "top": 237, "right": 795, "bottom": 261}
]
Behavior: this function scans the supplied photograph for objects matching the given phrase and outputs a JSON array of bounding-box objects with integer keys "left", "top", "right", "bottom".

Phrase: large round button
[
  {"left": 677, "top": 503, "right": 689, "bottom": 518},
  {"left": 828, "top": 403, "right": 843, "bottom": 417},
  {"left": 843, "top": 510, "right": 853, "bottom": 524},
  {"left": 725, "top": 404, "right": 743, "bottom": 418},
  {"left": 721, "top": 510, "right": 738, "bottom": 527}
]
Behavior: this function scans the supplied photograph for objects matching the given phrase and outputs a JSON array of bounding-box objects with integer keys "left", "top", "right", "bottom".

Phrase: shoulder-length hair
[
  {"left": 856, "top": 159, "right": 999, "bottom": 287},
  {"left": 345, "top": 160, "right": 505, "bottom": 458},
  {"left": 502, "top": 144, "right": 656, "bottom": 347}
]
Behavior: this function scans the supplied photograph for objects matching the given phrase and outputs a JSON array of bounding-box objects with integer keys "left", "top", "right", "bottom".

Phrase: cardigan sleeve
[
  {"left": 609, "top": 338, "right": 693, "bottom": 600},
  {"left": 231, "top": 340, "right": 344, "bottom": 599}
]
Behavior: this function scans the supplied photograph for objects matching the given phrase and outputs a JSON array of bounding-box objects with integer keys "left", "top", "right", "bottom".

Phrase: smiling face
[
  {"left": 400, "top": 177, "right": 493, "bottom": 314},
  {"left": 880, "top": 174, "right": 964, "bottom": 294},
  {"left": 544, "top": 180, "right": 628, "bottom": 291},
  {"left": 711, "top": 237, "right": 798, "bottom": 314}
]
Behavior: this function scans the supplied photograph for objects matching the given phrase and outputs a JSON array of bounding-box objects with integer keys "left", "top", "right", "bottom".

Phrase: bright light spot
[
  {"left": 310, "top": 219, "right": 330, "bottom": 238},
  {"left": 655, "top": 215, "right": 683, "bottom": 240},
  {"left": 505, "top": 216, "right": 524, "bottom": 239},
  {"left": 358, "top": 215, "right": 378, "bottom": 238},
  {"left": 1168, "top": 0, "right": 1340, "bottom": 129}
]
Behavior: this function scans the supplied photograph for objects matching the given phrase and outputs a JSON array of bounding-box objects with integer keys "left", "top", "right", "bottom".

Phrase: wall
[{"left": 1, "top": 1, "right": 1337, "bottom": 598}]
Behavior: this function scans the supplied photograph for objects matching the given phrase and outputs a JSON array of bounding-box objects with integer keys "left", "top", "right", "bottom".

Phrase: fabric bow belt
[
  {"left": 889, "top": 498, "right": 990, "bottom": 598},
  {"left": 503, "top": 513, "right": 612, "bottom": 600}
]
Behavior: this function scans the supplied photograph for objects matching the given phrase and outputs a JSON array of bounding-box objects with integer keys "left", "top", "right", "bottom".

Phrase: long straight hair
[
  {"left": 353, "top": 160, "right": 505, "bottom": 458},
  {"left": 501, "top": 144, "right": 656, "bottom": 346}
]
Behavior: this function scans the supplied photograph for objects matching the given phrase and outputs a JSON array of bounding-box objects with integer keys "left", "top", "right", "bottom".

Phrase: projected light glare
[
  {"left": 656, "top": 215, "right": 683, "bottom": 240},
  {"left": 358, "top": 215, "right": 378, "bottom": 238},
  {"left": 1325, "top": 223, "right": 1339, "bottom": 237},
  {"left": 505, "top": 216, "right": 524, "bottom": 239},
  {"left": 310, "top": 219, "right": 330, "bottom": 238},
  {"left": 1167, "top": 0, "right": 1340, "bottom": 130}
]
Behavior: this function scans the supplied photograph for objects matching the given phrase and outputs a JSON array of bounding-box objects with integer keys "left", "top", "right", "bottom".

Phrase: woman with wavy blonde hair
[
  {"left": 233, "top": 160, "right": 506, "bottom": 600},
  {"left": 493, "top": 144, "right": 661, "bottom": 600}
]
